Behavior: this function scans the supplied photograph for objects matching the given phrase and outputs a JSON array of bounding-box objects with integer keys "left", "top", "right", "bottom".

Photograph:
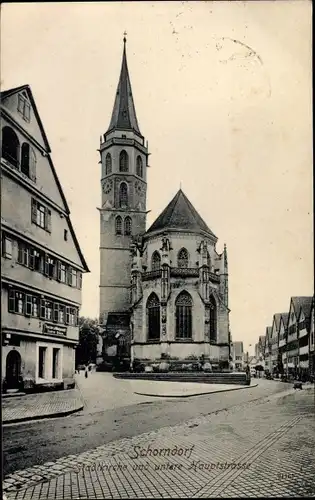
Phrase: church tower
[{"left": 99, "top": 36, "right": 148, "bottom": 327}]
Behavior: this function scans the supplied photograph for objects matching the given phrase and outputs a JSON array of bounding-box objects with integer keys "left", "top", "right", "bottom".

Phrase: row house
[
  {"left": 231, "top": 341, "right": 244, "bottom": 371},
  {"left": 263, "top": 326, "right": 272, "bottom": 373},
  {"left": 263, "top": 296, "right": 314, "bottom": 379},
  {"left": 284, "top": 297, "right": 313, "bottom": 378},
  {"left": 309, "top": 298, "right": 315, "bottom": 378},
  {"left": 1, "top": 85, "right": 89, "bottom": 393},
  {"left": 270, "top": 313, "right": 286, "bottom": 374},
  {"left": 254, "top": 335, "right": 265, "bottom": 361},
  {"left": 278, "top": 312, "right": 289, "bottom": 373}
]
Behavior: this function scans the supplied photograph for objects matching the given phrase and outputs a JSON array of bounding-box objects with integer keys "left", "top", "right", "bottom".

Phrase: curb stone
[
  {"left": 134, "top": 383, "right": 258, "bottom": 398},
  {"left": 2, "top": 403, "right": 84, "bottom": 426}
]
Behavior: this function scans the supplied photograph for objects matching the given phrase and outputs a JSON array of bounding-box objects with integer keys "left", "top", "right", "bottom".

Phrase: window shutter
[
  {"left": 44, "top": 254, "right": 49, "bottom": 276},
  {"left": 78, "top": 272, "right": 82, "bottom": 290},
  {"left": 46, "top": 209, "right": 52, "bottom": 232},
  {"left": 17, "top": 243, "right": 23, "bottom": 264},
  {"left": 57, "top": 261, "right": 61, "bottom": 281},
  {"left": 31, "top": 198, "right": 37, "bottom": 223},
  {"left": 29, "top": 249, "right": 35, "bottom": 270},
  {"left": 8, "top": 289, "right": 15, "bottom": 312},
  {"left": 25, "top": 295, "right": 32, "bottom": 316},
  {"left": 40, "top": 298, "right": 46, "bottom": 319},
  {"left": 30, "top": 149, "right": 36, "bottom": 181},
  {"left": 65, "top": 307, "right": 70, "bottom": 325},
  {"left": 52, "top": 260, "right": 57, "bottom": 280},
  {"left": 67, "top": 267, "right": 72, "bottom": 286},
  {"left": 53, "top": 303, "right": 59, "bottom": 323}
]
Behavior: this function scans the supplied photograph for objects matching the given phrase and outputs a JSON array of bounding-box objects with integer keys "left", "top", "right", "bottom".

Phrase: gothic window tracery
[
  {"left": 119, "top": 182, "right": 128, "bottom": 208},
  {"left": 175, "top": 291, "right": 192, "bottom": 339},
  {"left": 124, "top": 216, "right": 132, "bottom": 236},
  {"left": 151, "top": 251, "right": 161, "bottom": 271},
  {"left": 105, "top": 153, "right": 112, "bottom": 175},
  {"left": 119, "top": 150, "right": 129, "bottom": 172},
  {"left": 115, "top": 216, "right": 122, "bottom": 235},
  {"left": 177, "top": 248, "right": 189, "bottom": 268},
  {"left": 147, "top": 293, "right": 160, "bottom": 340},
  {"left": 136, "top": 156, "right": 143, "bottom": 177}
]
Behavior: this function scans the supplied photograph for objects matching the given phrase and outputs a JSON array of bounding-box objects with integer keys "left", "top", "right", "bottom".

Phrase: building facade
[
  {"left": 262, "top": 296, "right": 313, "bottom": 379},
  {"left": 254, "top": 335, "right": 265, "bottom": 360},
  {"left": 1, "top": 85, "right": 89, "bottom": 393},
  {"left": 231, "top": 341, "right": 244, "bottom": 371},
  {"left": 270, "top": 313, "right": 285, "bottom": 375},
  {"left": 99, "top": 39, "right": 230, "bottom": 368},
  {"left": 309, "top": 298, "right": 315, "bottom": 379},
  {"left": 263, "top": 326, "right": 272, "bottom": 374},
  {"left": 279, "top": 312, "right": 289, "bottom": 374},
  {"left": 130, "top": 191, "right": 230, "bottom": 367}
]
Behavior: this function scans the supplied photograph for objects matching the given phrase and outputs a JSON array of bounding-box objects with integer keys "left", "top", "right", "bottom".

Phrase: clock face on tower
[{"left": 102, "top": 179, "right": 113, "bottom": 194}]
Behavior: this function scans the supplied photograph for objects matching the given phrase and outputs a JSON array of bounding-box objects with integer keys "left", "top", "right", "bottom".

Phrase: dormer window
[{"left": 17, "top": 94, "right": 31, "bottom": 122}]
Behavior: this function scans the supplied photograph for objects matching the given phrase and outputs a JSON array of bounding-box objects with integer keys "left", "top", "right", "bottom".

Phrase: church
[{"left": 98, "top": 37, "right": 230, "bottom": 370}]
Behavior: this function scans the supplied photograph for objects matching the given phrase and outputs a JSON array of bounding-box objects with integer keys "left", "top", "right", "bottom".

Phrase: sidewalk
[
  {"left": 3, "top": 385, "right": 315, "bottom": 498},
  {"left": 2, "top": 388, "right": 84, "bottom": 425}
]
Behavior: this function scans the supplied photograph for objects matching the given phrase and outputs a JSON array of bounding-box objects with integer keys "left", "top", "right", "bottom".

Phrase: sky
[{"left": 1, "top": 1, "right": 313, "bottom": 354}]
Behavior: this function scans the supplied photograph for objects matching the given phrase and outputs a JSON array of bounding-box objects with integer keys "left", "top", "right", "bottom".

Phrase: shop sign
[{"left": 43, "top": 323, "right": 67, "bottom": 336}]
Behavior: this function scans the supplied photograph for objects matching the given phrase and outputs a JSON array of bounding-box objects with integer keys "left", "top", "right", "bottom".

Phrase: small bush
[
  {"left": 203, "top": 362, "right": 212, "bottom": 373},
  {"left": 159, "top": 362, "right": 169, "bottom": 372}
]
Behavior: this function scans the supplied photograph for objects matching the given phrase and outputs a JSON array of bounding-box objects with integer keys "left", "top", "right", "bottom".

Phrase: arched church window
[
  {"left": 105, "top": 153, "right": 112, "bottom": 175},
  {"left": 151, "top": 251, "right": 161, "bottom": 271},
  {"left": 115, "top": 216, "right": 122, "bottom": 235},
  {"left": 2, "top": 126, "right": 20, "bottom": 168},
  {"left": 209, "top": 295, "right": 217, "bottom": 343},
  {"left": 119, "top": 182, "right": 128, "bottom": 208},
  {"left": 136, "top": 156, "right": 143, "bottom": 177},
  {"left": 175, "top": 291, "right": 192, "bottom": 339},
  {"left": 119, "top": 150, "right": 129, "bottom": 172},
  {"left": 124, "top": 216, "right": 132, "bottom": 236},
  {"left": 177, "top": 248, "right": 189, "bottom": 268},
  {"left": 147, "top": 293, "right": 160, "bottom": 341}
]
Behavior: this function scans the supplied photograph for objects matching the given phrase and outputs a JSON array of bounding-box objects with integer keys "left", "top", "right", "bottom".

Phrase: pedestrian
[{"left": 85, "top": 365, "right": 88, "bottom": 378}]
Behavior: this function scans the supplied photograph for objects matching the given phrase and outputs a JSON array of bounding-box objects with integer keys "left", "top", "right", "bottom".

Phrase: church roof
[
  {"left": 107, "top": 38, "right": 141, "bottom": 135},
  {"left": 146, "top": 189, "right": 216, "bottom": 238}
]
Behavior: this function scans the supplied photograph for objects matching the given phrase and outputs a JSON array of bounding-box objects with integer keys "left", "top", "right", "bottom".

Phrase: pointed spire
[{"left": 107, "top": 36, "right": 141, "bottom": 135}]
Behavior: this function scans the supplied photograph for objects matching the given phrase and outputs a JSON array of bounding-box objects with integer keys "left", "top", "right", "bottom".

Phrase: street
[
  {"left": 2, "top": 373, "right": 307, "bottom": 476},
  {"left": 2, "top": 374, "right": 315, "bottom": 498}
]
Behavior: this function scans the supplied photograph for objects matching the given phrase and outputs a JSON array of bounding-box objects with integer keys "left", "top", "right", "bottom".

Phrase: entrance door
[{"left": 6, "top": 350, "right": 21, "bottom": 390}]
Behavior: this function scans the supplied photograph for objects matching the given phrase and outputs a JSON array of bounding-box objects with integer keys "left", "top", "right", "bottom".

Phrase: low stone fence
[{"left": 113, "top": 372, "right": 250, "bottom": 385}]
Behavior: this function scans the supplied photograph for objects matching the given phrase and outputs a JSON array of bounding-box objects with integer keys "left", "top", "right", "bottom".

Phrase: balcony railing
[
  {"left": 142, "top": 267, "right": 221, "bottom": 282},
  {"left": 142, "top": 269, "right": 162, "bottom": 281},
  {"left": 170, "top": 267, "right": 199, "bottom": 278}
]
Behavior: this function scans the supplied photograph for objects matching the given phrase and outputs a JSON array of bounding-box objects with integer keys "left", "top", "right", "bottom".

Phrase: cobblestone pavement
[
  {"left": 2, "top": 378, "right": 308, "bottom": 477},
  {"left": 3, "top": 386, "right": 315, "bottom": 498},
  {"left": 2, "top": 389, "right": 84, "bottom": 424}
]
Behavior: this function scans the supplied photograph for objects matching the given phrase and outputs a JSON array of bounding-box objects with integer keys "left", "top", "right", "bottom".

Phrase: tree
[{"left": 76, "top": 317, "right": 99, "bottom": 366}]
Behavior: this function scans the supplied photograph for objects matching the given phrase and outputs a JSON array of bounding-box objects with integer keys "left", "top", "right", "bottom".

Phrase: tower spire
[{"left": 107, "top": 36, "right": 141, "bottom": 135}]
